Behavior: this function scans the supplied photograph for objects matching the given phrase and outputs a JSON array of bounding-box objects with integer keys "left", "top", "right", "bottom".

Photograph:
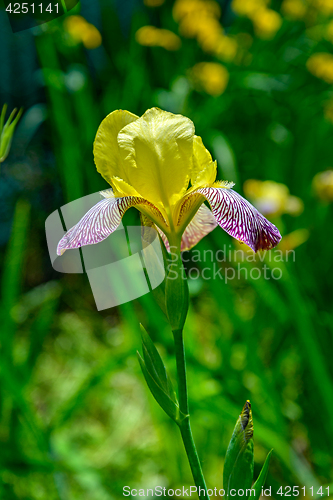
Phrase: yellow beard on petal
[{"left": 213, "top": 180, "right": 235, "bottom": 189}]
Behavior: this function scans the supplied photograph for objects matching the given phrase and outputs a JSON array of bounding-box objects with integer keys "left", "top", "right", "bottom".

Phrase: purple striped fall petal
[
  {"left": 195, "top": 187, "right": 281, "bottom": 252},
  {"left": 57, "top": 107, "right": 282, "bottom": 257},
  {"left": 57, "top": 192, "right": 166, "bottom": 255}
]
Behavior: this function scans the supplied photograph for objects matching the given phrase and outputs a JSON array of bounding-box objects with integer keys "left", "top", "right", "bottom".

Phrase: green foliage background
[{"left": 0, "top": 0, "right": 333, "bottom": 498}]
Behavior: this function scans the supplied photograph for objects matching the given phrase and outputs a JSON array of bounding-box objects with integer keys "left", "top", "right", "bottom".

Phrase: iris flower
[{"left": 57, "top": 108, "right": 281, "bottom": 256}]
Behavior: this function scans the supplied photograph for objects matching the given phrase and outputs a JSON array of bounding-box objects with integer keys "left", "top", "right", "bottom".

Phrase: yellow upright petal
[
  {"left": 93, "top": 109, "right": 139, "bottom": 185},
  {"left": 191, "top": 135, "right": 217, "bottom": 188},
  {"left": 117, "top": 108, "right": 195, "bottom": 213}
]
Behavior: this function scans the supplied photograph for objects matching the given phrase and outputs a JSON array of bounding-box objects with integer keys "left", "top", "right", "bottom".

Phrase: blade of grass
[
  {"left": 1, "top": 199, "right": 31, "bottom": 360},
  {"left": 35, "top": 34, "right": 84, "bottom": 202},
  {"left": 271, "top": 261, "right": 333, "bottom": 446}
]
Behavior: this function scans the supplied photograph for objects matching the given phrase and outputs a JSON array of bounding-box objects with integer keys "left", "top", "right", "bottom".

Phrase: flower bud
[{"left": 223, "top": 400, "right": 254, "bottom": 494}]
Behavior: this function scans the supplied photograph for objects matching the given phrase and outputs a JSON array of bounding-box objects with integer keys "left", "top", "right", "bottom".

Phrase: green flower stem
[
  {"left": 165, "top": 240, "right": 209, "bottom": 498},
  {"left": 173, "top": 329, "right": 210, "bottom": 500}
]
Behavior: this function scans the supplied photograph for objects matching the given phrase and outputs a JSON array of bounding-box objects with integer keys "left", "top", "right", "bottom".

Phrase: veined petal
[
  {"left": 93, "top": 110, "right": 139, "bottom": 187},
  {"left": 117, "top": 107, "right": 195, "bottom": 212},
  {"left": 193, "top": 187, "right": 281, "bottom": 251},
  {"left": 191, "top": 136, "right": 217, "bottom": 189},
  {"left": 156, "top": 205, "right": 218, "bottom": 252},
  {"left": 57, "top": 195, "right": 166, "bottom": 255},
  {"left": 180, "top": 205, "right": 218, "bottom": 251}
]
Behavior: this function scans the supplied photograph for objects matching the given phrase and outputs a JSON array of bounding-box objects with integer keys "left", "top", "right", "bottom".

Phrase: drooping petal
[
  {"left": 117, "top": 107, "right": 195, "bottom": 211},
  {"left": 57, "top": 194, "right": 166, "bottom": 256},
  {"left": 156, "top": 205, "right": 218, "bottom": 252},
  {"left": 93, "top": 110, "right": 139, "bottom": 188},
  {"left": 187, "top": 186, "right": 282, "bottom": 251},
  {"left": 191, "top": 135, "right": 217, "bottom": 189}
]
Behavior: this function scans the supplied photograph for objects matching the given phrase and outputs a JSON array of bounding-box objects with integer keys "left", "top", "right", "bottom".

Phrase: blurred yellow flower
[
  {"left": 243, "top": 179, "right": 304, "bottom": 217},
  {"left": 312, "top": 0, "right": 333, "bottom": 16},
  {"left": 191, "top": 62, "right": 229, "bottom": 96},
  {"left": 135, "top": 26, "right": 181, "bottom": 50},
  {"left": 326, "top": 20, "right": 333, "bottom": 42},
  {"left": 232, "top": 0, "right": 267, "bottom": 17},
  {"left": 172, "top": 0, "right": 240, "bottom": 60},
  {"left": 251, "top": 8, "right": 283, "bottom": 39},
  {"left": 215, "top": 36, "right": 238, "bottom": 62},
  {"left": 278, "top": 229, "right": 309, "bottom": 251},
  {"left": 178, "top": 10, "right": 222, "bottom": 41},
  {"left": 144, "top": 0, "right": 165, "bottom": 6},
  {"left": 232, "top": 1, "right": 282, "bottom": 39},
  {"left": 64, "top": 15, "right": 85, "bottom": 37},
  {"left": 195, "top": 18, "right": 224, "bottom": 51},
  {"left": 173, "top": 0, "right": 221, "bottom": 22},
  {"left": 281, "top": 0, "right": 307, "bottom": 19},
  {"left": 306, "top": 53, "right": 333, "bottom": 84},
  {"left": 236, "top": 226, "right": 308, "bottom": 254},
  {"left": 312, "top": 169, "right": 333, "bottom": 201},
  {"left": 64, "top": 15, "right": 102, "bottom": 50}
]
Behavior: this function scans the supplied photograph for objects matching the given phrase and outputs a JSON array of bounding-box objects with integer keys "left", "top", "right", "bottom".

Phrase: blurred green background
[{"left": 1, "top": 0, "right": 333, "bottom": 498}]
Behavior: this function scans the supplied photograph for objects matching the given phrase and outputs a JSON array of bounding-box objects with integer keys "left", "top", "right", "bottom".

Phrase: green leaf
[
  {"left": 1, "top": 199, "right": 31, "bottom": 359},
  {"left": 151, "top": 282, "right": 167, "bottom": 315},
  {"left": 223, "top": 400, "right": 254, "bottom": 495},
  {"left": 0, "top": 104, "right": 7, "bottom": 134},
  {"left": 137, "top": 352, "right": 185, "bottom": 423},
  {"left": 140, "top": 324, "right": 176, "bottom": 401},
  {"left": 0, "top": 105, "right": 23, "bottom": 162},
  {"left": 252, "top": 450, "right": 273, "bottom": 500},
  {"left": 138, "top": 325, "right": 187, "bottom": 423}
]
